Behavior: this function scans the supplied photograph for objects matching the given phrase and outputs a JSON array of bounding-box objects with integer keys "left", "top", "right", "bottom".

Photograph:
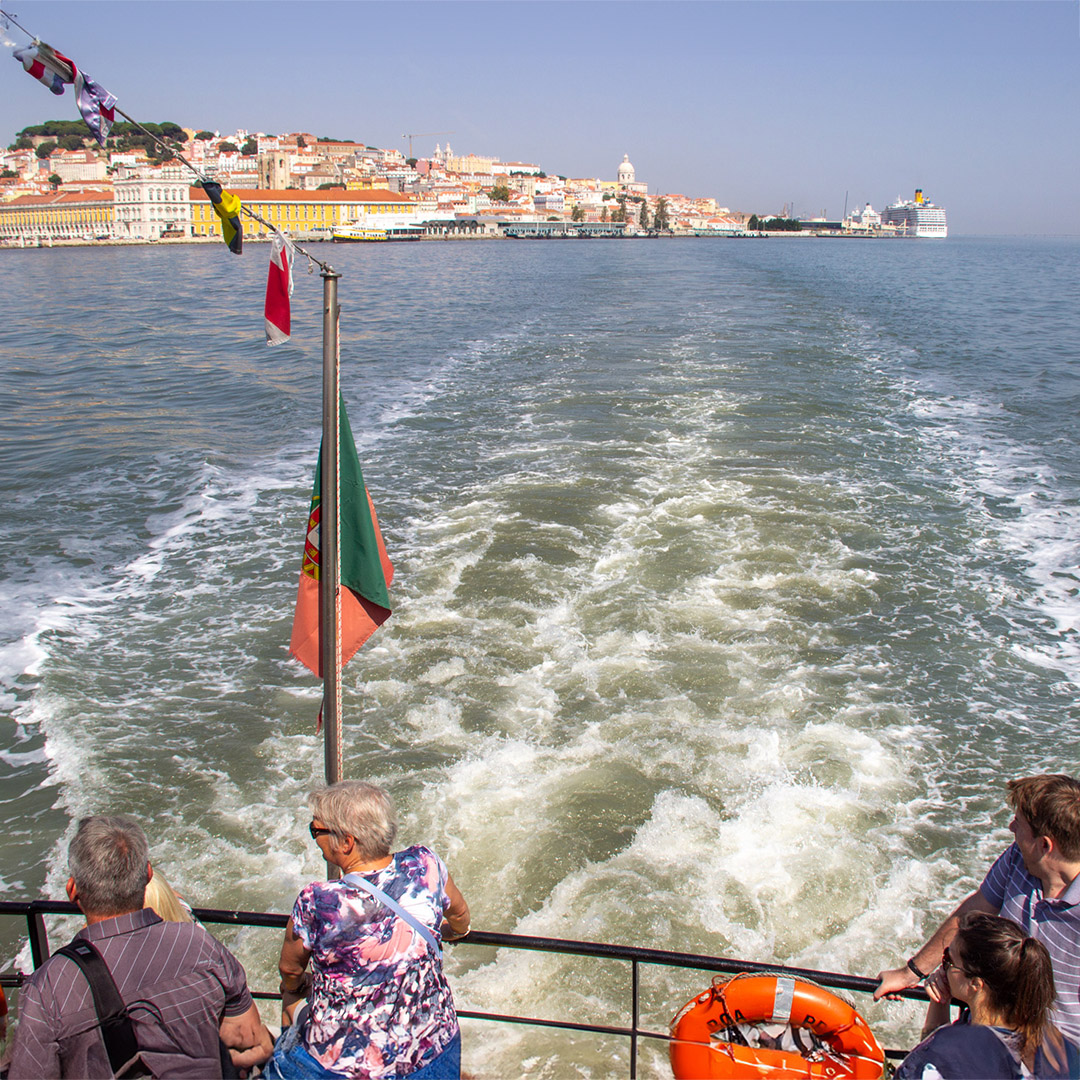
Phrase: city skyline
[{"left": 2, "top": 0, "right": 1078, "bottom": 235}]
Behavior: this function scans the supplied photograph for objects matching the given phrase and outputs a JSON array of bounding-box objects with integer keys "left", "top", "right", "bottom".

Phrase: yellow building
[
  {"left": 0, "top": 189, "right": 114, "bottom": 242},
  {"left": 189, "top": 187, "right": 416, "bottom": 238}
]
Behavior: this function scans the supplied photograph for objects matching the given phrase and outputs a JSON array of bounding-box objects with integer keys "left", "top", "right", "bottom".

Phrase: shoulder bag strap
[
  {"left": 56, "top": 940, "right": 145, "bottom": 1078},
  {"left": 342, "top": 873, "right": 442, "bottom": 954}
]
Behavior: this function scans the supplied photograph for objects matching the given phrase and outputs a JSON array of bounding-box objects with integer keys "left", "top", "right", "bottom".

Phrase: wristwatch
[{"left": 906, "top": 957, "right": 928, "bottom": 981}]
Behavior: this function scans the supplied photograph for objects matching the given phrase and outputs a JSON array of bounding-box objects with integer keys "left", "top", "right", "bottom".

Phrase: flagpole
[{"left": 320, "top": 268, "right": 343, "bottom": 793}]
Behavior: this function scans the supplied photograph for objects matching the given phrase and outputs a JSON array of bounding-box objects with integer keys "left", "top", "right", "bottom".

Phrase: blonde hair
[{"left": 144, "top": 869, "right": 193, "bottom": 923}]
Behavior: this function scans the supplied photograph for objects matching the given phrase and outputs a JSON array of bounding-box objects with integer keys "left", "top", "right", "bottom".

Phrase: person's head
[
  {"left": 144, "top": 868, "right": 193, "bottom": 923},
  {"left": 307, "top": 781, "right": 398, "bottom": 862},
  {"left": 67, "top": 815, "right": 151, "bottom": 917},
  {"left": 947, "top": 913, "right": 1055, "bottom": 1055},
  {"left": 1008, "top": 774, "right": 1080, "bottom": 863}
]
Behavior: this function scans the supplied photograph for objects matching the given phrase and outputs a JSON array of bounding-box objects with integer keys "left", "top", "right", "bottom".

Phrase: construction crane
[{"left": 401, "top": 131, "right": 454, "bottom": 159}]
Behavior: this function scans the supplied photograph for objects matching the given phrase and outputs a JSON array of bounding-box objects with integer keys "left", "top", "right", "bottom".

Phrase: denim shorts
[{"left": 260, "top": 1023, "right": 461, "bottom": 1080}]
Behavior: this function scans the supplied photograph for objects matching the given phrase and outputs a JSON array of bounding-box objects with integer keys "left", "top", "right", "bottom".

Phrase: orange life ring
[{"left": 670, "top": 974, "right": 884, "bottom": 1079}]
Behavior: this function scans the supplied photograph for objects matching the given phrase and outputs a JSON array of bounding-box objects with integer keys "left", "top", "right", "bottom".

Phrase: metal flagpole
[{"left": 320, "top": 268, "right": 343, "bottom": 790}]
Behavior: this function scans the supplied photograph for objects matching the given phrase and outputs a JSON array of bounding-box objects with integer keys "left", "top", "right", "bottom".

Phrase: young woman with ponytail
[{"left": 896, "top": 912, "right": 1079, "bottom": 1078}]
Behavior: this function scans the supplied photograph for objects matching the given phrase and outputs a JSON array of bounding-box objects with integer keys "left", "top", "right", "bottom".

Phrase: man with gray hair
[{"left": 7, "top": 815, "right": 273, "bottom": 1078}]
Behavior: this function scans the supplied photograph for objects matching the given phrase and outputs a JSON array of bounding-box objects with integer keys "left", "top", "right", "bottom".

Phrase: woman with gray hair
[{"left": 265, "top": 781, "right": 470, "bottom": 1080}]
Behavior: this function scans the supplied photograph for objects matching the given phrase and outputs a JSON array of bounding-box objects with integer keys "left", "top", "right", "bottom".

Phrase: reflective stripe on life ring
[{"left": 669, "top": 974, "right": 885, "bottom": 1080}]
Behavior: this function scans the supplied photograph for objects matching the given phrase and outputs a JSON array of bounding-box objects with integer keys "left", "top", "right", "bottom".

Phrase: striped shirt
[
  {"left": 8, "top": 908, "right": 254, "bottom": 1079},
  {"left": 981, "top": 842, "right": 1080, "bottom": 1044}
]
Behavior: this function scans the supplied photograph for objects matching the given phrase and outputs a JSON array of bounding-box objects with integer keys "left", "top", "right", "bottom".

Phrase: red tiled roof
[
  {"left": 6, "top": 190, "right": 114, "bottom": 206},
  {"left": 189, "top": 187, "right": 412, "bottom": 203}
]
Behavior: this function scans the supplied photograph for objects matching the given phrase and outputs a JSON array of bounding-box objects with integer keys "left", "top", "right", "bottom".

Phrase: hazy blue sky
[{"left": 2, "top": 1, "right": 1078, "bottom": 234}]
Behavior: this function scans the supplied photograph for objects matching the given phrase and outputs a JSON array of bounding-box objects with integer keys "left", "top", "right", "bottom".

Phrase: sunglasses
[
  {"left": 942, "top": 946, "right": 967, "bottom": 976},
  {"left": 309, "top": 821, "right": 334, "bottom": 841}
]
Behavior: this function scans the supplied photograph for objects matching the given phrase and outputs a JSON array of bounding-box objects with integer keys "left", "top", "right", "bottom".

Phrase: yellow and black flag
[{"left": 202, "top": 180, "right": 242, "bottom": 254}]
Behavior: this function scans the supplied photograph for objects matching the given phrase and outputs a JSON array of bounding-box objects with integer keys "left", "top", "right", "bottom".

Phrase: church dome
[{"left": 618, "top": 154, "right": 635, "bottom": 184}]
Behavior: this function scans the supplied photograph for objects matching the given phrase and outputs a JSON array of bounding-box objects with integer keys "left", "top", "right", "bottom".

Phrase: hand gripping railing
[{"left": 0, "top": 901, "right": 924, "bottom": 1077}]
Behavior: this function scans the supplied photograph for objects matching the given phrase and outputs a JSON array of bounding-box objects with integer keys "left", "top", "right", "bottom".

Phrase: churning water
[{"left": 1, "top": 236, "right": 1078, "bottom": 1074}]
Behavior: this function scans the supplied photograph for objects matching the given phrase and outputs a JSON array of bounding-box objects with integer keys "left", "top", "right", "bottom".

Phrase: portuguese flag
[{"left": 289, "top": 397, "right": 393, "bottom": 677}]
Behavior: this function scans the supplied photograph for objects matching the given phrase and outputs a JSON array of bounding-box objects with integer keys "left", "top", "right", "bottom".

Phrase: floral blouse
[{"left": 292, "top": 845, "right": 457, "bottom": 1078}]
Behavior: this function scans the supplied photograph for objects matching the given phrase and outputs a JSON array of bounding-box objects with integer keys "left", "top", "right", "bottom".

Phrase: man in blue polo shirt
[{"left": 874, "top": 774, "right": 1080, "bottom": 1045}]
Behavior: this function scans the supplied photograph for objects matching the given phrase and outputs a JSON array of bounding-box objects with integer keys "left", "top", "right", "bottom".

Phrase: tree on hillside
[
  {"left": 639, "top": 200, "right": 650, "bottom": 229},
  {"left": 195, "top": 131, "right": 215, "bottom": 141},
  {"left": 218, "top": 141, "right": 239, "bottom": 154},
  {"left": 488, "top": 183, "right": 511, "bottom": 203},
  {"left": 59, "top": 133, "right": 85, "bottom": 151},
  {"left": 19, "top": 120, "right": 85, "bottom": 139},
  {"left": 571, "top": 204, "right": 585, "bottom": 222},
  {"left": 753, "top": 216, "right": 800, "bottom": 231},
  {"left": 653, "top": 198, "right": 670, "bottom": 231},
  {"left": 47, "top": 173, "right": 62, "bottom": 188},
  {"left": 601, "top": 205, "right": 608, "bottom": 222},
  {"left": 35, "top": 141, "right": 57, "bottom": 159},
  {"left": 2, "top": 168, "right": 18, "bottom": 178},
  {"left": 241, "top": 138, "right": 258, "bottom": 156}
]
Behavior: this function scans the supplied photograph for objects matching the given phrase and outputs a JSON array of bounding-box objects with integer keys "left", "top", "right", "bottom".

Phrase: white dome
[{"left": 617, "top": 154, "right": 635, "bottom": 183}]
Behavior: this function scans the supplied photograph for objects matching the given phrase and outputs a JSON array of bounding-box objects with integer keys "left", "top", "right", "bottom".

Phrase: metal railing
[{"left": 0, "top": 900, "right": 924, "bottom": 1077}]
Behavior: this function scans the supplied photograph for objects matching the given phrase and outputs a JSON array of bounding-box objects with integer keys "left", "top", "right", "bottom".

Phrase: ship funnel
[{"left": 915, "top": 188, "right": 924, "bottom": 204}]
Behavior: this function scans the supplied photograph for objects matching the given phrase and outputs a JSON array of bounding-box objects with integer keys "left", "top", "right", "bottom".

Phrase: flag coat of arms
[{"left": 290, "top": 397, "right": 392, "bottom": 676}]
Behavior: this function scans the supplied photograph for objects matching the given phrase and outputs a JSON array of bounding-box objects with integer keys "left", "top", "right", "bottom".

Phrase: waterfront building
[
  {"left": 0, "top": 188, "right": 114, "bottom": 243},
  {"left": 113, "top": 164, "right": 191, "bottom": 241},
  {"left": 693, "top": 215, "right": 745, "bottom": 234},
  {"left": 189, "top": 187, "right": 418, "bottom": 239}
]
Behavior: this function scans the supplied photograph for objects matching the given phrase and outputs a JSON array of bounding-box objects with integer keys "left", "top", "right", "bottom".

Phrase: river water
[{"left": 1, "top": 235, "right": 1078, "bottom": 1074}]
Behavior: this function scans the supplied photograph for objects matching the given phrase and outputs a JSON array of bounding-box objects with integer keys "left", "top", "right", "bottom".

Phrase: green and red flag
[{"left": 289, "top": 397, "right": 392, "bottom": 676}]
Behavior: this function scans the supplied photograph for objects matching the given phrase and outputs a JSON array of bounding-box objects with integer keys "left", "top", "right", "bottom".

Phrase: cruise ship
[{"left": 881, "top": 188, "right": 948, "bottom": 237}]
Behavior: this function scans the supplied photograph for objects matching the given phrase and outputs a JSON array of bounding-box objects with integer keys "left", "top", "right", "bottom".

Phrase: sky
[{"left": 1, "top": 1, "right": 1078, "bottom": 235}]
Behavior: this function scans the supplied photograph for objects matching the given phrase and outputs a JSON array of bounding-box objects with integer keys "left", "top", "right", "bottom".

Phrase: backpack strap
[
  {"left": 56, "top": 940, "right": 144, "bottom": 1078},
  {"left": 341, "top": 873, "right": 442, "bottom": 955}
]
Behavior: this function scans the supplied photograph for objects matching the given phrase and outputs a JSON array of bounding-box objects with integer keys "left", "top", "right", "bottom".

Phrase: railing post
[
  {"left": 630, "top": 958, "right": 639, "bottom": 1079},
  {"left": 27, "top": 909, "right": 50, "bottom": 968}
]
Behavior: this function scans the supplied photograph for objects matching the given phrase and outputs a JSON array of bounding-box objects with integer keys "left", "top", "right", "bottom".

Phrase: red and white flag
[{"left": 264, "top": 232, "right": 293, "bottom": 345}]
